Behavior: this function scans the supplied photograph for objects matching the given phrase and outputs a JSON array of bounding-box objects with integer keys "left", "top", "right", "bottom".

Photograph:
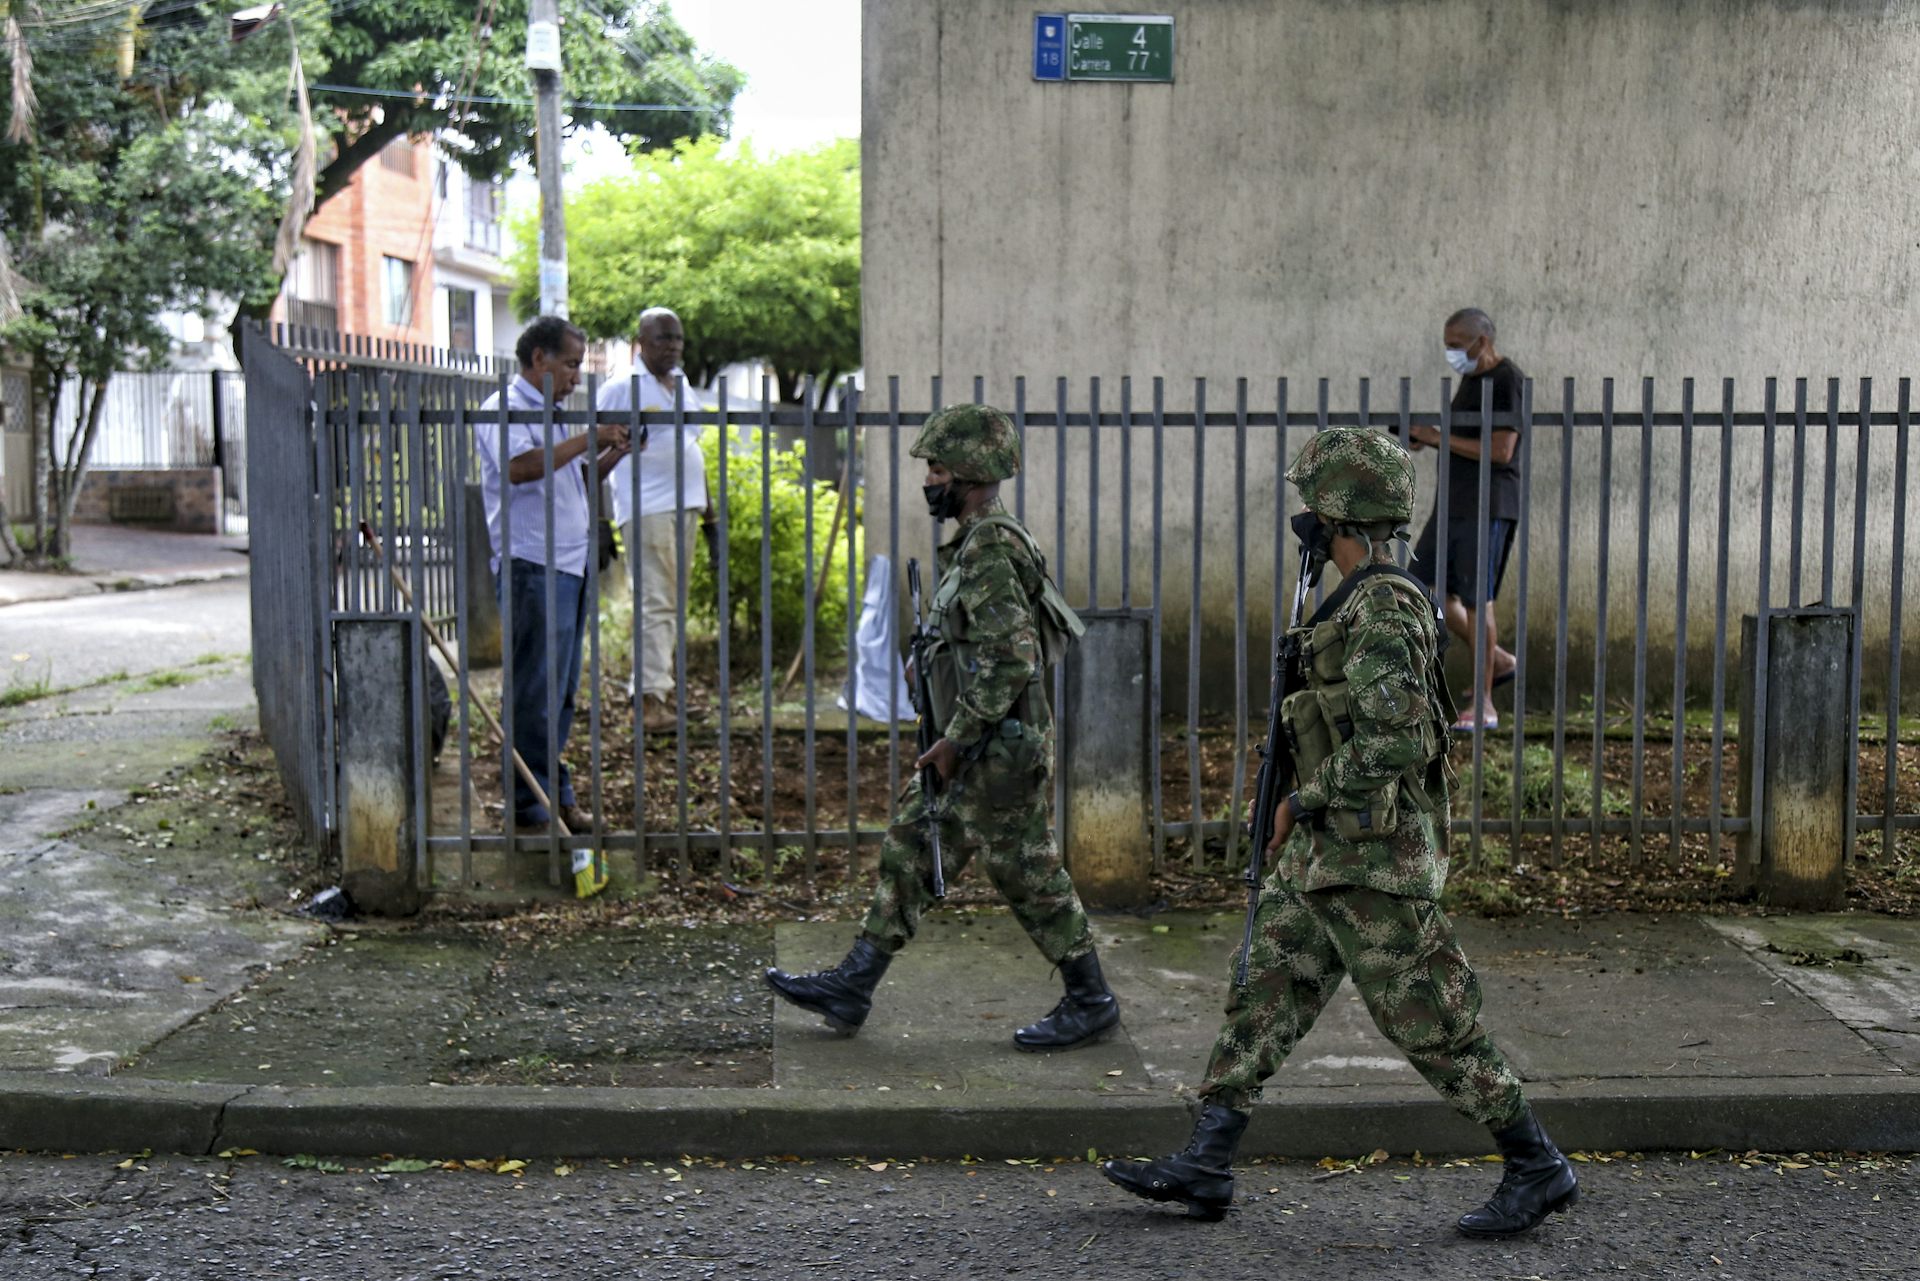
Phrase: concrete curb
[
  {"left": 5, "top": 1074, "right": 1920, "bottom": 1160},
  {"left": 0, "top": 566, "right": 246, "bottom": 609}
]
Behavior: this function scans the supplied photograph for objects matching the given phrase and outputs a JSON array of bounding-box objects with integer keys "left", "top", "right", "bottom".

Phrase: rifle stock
[
  {"left": 1237, "top": 545, "right": 1315, "bottom": 987},
  {"left": 907, "top": 559, "right": 946, "bottom": 900}
]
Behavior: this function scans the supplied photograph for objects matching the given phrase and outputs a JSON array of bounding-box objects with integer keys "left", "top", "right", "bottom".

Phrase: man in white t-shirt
[{"left": 595, "top": 307, "right": 715, "bottom": 731}]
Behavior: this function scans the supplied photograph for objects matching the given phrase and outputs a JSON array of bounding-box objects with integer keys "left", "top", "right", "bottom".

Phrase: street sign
[
  {"left": 1065, "top": 13, "right": 1173, "bottom": 83},
  {"left": 1033, "top": 13, "right": 1067, "bottom": 81}
]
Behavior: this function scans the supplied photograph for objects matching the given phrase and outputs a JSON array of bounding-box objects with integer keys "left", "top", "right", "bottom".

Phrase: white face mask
[{"left": 1444, "top": 347, "right": 1477, "bottom": 376}]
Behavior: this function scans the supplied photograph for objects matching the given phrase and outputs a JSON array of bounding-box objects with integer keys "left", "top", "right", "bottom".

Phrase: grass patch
[
  {"left": 138, "top": 670, "right": 193, "bottom": 691},
  {"left": 1462, "top": 742, "right": 1633, "bottom": 820},
  {"left": 1, "top": 666, "right": 54, "bottom": 708}
]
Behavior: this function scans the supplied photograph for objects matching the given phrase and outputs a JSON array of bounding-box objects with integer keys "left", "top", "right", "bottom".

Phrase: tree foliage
[
  {"left": 511, "top": 136, "right": 861, "bottom": 401},
  {"left": 0, "top": 4, "right": 285, "bottom": 561},
  {"left": 298, "top": 0, "right": 743, "bottom": 209},
  {"left": 693, "top": 429, "right": 859, "bottom": 659}
]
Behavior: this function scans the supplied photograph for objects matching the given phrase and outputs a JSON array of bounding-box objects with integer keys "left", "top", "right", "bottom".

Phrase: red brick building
[{"left": 273, "top": 134, "right": 439, "bottom": 348}]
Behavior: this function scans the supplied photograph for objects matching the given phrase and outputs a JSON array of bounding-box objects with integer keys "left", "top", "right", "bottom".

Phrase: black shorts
[{"left": 1410, "top": 516, "right": 1515, "bottom": 606}]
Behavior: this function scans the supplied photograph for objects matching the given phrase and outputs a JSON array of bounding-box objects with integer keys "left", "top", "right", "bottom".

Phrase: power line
[{"left": 310, "top": 81, "right": 723, "bottom": 115}]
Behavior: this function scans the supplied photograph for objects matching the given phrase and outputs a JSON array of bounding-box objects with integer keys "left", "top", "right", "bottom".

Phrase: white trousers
[{"left": 621, "top": 511, "right": 688, "bottom": 700}]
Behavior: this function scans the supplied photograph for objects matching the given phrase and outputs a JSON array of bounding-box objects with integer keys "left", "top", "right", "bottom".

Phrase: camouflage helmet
[
  {"left": 1285, "top": 427, "right": 1416, "bottom": 524},
  {"left": 910, "top": 403, "right": 1020, "bottom": 482}
]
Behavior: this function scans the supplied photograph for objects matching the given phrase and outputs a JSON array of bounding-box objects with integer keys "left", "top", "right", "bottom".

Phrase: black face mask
[
  {"left": 924, "top": 481, "right": 968, "bottom": 520},
  {"left": 1290, "top": 509, "right": 1334, "bottom": 584}
]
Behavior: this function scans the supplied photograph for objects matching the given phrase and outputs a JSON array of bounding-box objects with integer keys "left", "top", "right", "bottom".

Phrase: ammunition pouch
[
  {"left": 925, "top": 637, "right": 961, "bottom": 737},
  {"left": 1278, "top": 575, "right": 1460, "bottom": 843}
]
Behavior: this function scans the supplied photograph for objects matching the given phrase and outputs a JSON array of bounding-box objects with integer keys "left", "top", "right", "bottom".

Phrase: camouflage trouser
[
  {"left": 1199, "top": 880, "right": 1527, "bottom": 1129},
  {"left": 860, "top": 758, "right": 1094, "bottom": 967}
]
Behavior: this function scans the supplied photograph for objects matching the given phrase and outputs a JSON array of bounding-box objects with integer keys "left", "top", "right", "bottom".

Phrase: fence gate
[{"left": 243, "top": 334, "right": 331, "bottom": 849}]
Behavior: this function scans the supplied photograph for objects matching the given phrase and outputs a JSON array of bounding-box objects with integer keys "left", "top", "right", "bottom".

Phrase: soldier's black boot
[
  {"left": 764, "top": 938, "right": 891, "bottom": 1036},
  {"left": 1456, "top": 1107, "right": 1579, "bottom": 1238},
  {"left": 1101, "top": 1104, "right": 1249, "bottom": 1221},
  {"left": 1012, "top": 950, "right": 1121, "bottom": 1051}
]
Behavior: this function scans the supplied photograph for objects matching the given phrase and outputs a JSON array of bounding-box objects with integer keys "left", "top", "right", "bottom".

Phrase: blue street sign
[{"left": 1033, "top": 13, "right": 1066, "bottom": 81}]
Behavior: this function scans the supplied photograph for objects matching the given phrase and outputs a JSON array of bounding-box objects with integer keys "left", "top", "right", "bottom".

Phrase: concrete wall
[{"left": 861, "top": 0, "right": 1920, "bottom": 712}]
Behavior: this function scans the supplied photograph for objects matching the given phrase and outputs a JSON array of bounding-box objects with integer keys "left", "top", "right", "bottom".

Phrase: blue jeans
[{"left": 500, "top": 558, "right": 588, "bottom": 824}]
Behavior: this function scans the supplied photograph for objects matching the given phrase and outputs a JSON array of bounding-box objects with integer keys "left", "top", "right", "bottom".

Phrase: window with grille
[
  {"left": 465, "top": 178, "right": 502, "bottom": 255},
  {"left": 383, "top": 256, "right": 414, "bottom": 327},
  {"left": 284, "top": 239, "right": 339, "bottom": 332},
  {"left": 447, "top": 288, "right": 477, "bottom": 353},
  {"left": 381, "top": 136, "right": 415, "bottom": 176}
]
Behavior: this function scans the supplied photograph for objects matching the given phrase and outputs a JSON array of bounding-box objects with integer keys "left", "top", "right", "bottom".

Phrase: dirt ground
[{"left": 84, "top": 688, "right": 1920, "bottom": 950}]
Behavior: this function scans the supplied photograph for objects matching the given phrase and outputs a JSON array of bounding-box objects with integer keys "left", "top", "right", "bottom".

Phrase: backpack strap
[{"left": 952, "top": 514, "right": 1085, "bottom": 664}]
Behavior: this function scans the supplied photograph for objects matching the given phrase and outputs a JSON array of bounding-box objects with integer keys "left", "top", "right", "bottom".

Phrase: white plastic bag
[{"left": 839, "top": 554, "right": 916, "bottom": 723}]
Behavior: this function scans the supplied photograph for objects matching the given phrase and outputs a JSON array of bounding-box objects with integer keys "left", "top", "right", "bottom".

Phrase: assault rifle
[
  {"left": 1238, "top": 543, "right": 1316, "bottom": 986},
  {"left": 906, "top": 558, "right": 946, "bottom": 900}
]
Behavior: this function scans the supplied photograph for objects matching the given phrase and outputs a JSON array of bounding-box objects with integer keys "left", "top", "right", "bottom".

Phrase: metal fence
[
  {"left": 243, "top": 340, "right": 331, "bottom": 848},
  {"left": 252, "top": 342, "right": 1920, "bottom": 893},
  {"left": 51, "top": 369, "right": 249, "bottom": 528}
]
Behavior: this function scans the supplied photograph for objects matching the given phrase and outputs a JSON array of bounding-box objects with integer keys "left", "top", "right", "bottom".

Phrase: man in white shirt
[
  {"left": 475, "top": 317, "right": 630, "bottom": 859},
  {"left": 595, "top": 307, "right": 715, "bottom": 731}
]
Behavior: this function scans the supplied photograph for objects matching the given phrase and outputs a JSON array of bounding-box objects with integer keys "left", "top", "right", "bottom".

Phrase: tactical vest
[
  {"left": 1279, "top": 566, "right": 1457, "bottom": 843},
  {"left": 924, "top": 514, "right": 1084, "bottom": 745}
]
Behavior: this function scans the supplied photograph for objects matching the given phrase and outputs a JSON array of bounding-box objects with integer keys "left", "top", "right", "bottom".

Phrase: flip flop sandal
[{"left": 1451, "top": 715, "right": 1499, "bottom": 734}]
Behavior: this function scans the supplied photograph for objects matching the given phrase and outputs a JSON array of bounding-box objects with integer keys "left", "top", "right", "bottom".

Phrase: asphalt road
[
  {"left": 1, "top": 1149, "right": 1913, "bottom": 1280},
  {"left": 2, "top": 577, "right": 251, "bottom": 691}
]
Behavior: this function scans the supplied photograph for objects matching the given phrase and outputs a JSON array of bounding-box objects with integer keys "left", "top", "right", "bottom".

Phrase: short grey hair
[
  {"left": 637, "top": 307, "right": 681, "bottom": 338},
  {"left": 1445, "top": 307, "right": 1495, "bottom": 341}
]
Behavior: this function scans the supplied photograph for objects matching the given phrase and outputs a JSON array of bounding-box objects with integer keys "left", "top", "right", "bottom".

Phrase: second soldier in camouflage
[
  {"left": 1102, "top": 427, "right": 1578, "bottom": 1239},
  {"left": 764, "top": 404, "right": 1122, "bottom": 1052}
]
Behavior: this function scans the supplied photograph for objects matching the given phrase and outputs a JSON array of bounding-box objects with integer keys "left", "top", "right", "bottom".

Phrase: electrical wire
[{"left": 310, "top": 81, "right": 724, "bottom": 114}]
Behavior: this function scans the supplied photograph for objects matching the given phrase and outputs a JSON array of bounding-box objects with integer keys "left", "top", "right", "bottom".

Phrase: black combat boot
[
  {"left": 1012, "top": 950, "right": 1121, "bottom": 1051},
  {"left": 1101, "top": 1104, "right": 1250, "bottom": 1221},
  {"left": 1456, "top": 1107, "right": 1579, "bottom": 1238},
  {"left": 764, "top": 938, "right": 892, "bottom": 1036}
]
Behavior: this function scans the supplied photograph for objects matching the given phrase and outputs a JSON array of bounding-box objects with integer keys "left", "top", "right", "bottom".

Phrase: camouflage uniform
[
  {"left": 1106, "top": 430, "right": 1575, "bottom": 1235},
  {"left": 860, "top": 495, "right": 1093, "bottom": 966},
  {"left": 1195, "top": 427, "right": 1527, "bottom": 1128},
  {"left": 767, "top": 404, "right": 1116, "bottom": 1052}
]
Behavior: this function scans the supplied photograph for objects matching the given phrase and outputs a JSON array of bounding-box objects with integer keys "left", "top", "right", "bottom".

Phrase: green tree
[
  {"left": 0, "top": 5, "right": 284, "bottom": 562},
  {"left": 195, "top": 0, "right": 742, "bottom": 327},
  {"left": 510, "top": 135, "right": 860, "bottom": 402},
  {"left": 694, "top": 429, "right": 859, "bottom": 661},
  {"left": 267, "top": 0, "right": 744, "bottom": 214}
]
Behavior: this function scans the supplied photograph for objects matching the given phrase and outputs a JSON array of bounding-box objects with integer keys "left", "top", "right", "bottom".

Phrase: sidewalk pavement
[
  {"left": 0, "top": 525, "right": 248, "bottom": 606},
  {"left": 4, "top": 834, "right": 1918, "bottom": 1161},
  {"left": 3, "top": 629, "right": 1918, "bottom": 1162}
]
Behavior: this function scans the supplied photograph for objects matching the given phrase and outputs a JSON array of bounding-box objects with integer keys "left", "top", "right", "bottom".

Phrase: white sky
[{"left": 562, "top": 0, "right": 862, "bottom": 182}]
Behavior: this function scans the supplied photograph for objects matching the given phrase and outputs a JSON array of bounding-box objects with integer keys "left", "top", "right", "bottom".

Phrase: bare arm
[{"left": 506, "top": 423, "right": 630, "bottom": 484}]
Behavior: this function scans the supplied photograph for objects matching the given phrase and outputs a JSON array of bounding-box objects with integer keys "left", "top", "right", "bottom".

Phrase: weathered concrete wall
[{"left": 862, "top": 0, "right": 1920, "bottom": 711}]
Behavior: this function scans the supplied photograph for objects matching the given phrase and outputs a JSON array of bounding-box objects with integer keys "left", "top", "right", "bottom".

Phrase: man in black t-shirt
[{"left": 1407, "top": 307, "right": 1522, "bottom": 732}]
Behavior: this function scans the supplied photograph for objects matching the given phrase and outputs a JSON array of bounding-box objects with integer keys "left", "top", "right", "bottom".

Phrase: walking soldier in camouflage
[
  {"left": 764, "top": 404, "right": 1121, "bottom": 1052},
  {"left": 1103, "top": 427, "right": 1577, "bottom": 1236}
]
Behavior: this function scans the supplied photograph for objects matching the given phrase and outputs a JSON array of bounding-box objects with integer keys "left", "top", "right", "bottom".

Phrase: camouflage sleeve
[
  {"left": 1294, "top": 585, "right": 1432, "bottom": 815},
  {"left": 943, "top": 535, "right": 1042, "bottom": 747}
]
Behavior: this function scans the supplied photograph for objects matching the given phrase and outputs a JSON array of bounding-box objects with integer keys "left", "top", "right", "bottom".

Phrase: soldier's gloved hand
[{"left": 916, "top": 737, "right": 962, "bottom": 783}]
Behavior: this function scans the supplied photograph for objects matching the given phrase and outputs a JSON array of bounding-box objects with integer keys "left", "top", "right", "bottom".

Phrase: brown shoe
[
  {"left": 559, "top": 803, "right": 595, "bottom": 834},
  {"left": 641, "top": 696, "right": 677, "bottom": 733}
]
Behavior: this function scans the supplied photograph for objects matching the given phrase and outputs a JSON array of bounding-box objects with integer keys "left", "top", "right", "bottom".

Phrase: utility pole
[{"left": 527, "top": 0, "right": 568, "bottom": 318}]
